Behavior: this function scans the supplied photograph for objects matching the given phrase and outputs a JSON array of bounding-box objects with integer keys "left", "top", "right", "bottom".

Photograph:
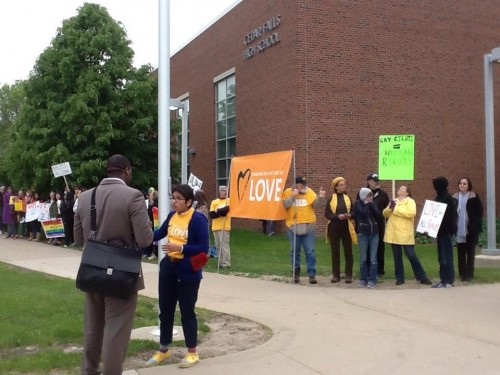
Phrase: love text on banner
[{"left": 229, "top": 150, "right": 292, "bottom": 220}]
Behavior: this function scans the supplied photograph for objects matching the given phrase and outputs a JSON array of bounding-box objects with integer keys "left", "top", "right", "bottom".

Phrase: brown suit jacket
[{"left": 74, "top": 178, "right": 153, "bottom": 290}]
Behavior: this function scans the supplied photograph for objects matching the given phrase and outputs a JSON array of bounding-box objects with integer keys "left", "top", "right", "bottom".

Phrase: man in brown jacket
[{"left": 74, "top": 154, "right": 153, "bottom": 375}]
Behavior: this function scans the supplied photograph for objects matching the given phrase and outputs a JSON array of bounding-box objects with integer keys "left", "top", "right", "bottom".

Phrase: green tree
[
  {"left": 5, "top": 3, "right": 165, "bottom": 195},
  {"left": 0, "top": 82, "right": 26, "bottom": 185}
]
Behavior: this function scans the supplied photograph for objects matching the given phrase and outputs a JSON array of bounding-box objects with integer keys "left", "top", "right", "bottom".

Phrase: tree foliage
[
  {"left": 3, "top": 3, "right": 170, "bottom": 195},
  {"left": 0, "top": 82, "right": 26, "bottom": 185}
]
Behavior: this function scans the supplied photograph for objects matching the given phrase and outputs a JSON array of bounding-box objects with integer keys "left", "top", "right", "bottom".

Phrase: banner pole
[{"left": 392, "top": 180, "right": 396, "bottom": 200}]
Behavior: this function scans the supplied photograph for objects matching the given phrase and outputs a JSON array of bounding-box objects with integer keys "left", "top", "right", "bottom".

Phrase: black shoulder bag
[{"left": 76, "top": 187, "right": 142, "bottom": 299}]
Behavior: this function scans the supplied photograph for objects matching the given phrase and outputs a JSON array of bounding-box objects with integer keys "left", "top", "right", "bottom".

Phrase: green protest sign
[{"left": 378, "top": 135, "right": 415, "bottom": 180}]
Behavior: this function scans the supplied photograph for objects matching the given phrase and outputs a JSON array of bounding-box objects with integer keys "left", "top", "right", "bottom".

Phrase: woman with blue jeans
[
  {"left": 355, "top": 188, "right": 383, "bottom": 288},
  {"left": 383, "top": 186, "right": 432, "bottom": 286}
]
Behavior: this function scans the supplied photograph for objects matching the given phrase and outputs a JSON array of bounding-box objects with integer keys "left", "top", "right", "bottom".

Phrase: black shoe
[
  {"left": 309, "top": 276, "right": 317, "bottom": 284},
  {"left": 331, "top": 277, "right": 340, "bottom": 283},
  {"left": 395, "top": 280, "right": 405, "bottom": 285},
  {"left": 420, "top": 278, "right": 432, "bottom": 285},
  {"left": 345, "top": 278, "right": 353, "bottom": 284},
  {"left": 293, "top": 268, "right": 300, "bottom": 283}
]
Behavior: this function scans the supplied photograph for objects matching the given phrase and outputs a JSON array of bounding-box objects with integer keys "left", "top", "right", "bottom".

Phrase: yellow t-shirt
[
  {"left": 282, "top": 188, "right": 317, "bottom": 227},
  {"left": 210, "top": 198, "right": 231, "bottom": 231},
  {"left": 167, "top": 208, "right": 194, "bottom": 259}
]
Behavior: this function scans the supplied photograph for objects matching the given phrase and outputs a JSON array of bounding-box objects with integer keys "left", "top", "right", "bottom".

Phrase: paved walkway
[{"left": 1, "top": 240, "right": 500, "bottom": 374}]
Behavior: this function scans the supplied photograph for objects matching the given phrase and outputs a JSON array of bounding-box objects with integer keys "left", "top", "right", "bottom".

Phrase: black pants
[
  {"left": 328, "top": 222, "right": 353, "bottom": 279},
  {"left": 158, "top": 262, "right": 200, "bottom": 348},
  {"left": 456, "top": 234, "right": 478, "bottom": 281}
]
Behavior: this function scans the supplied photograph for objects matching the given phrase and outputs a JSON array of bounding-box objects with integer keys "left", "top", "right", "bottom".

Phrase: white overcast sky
[{"left": 0, "top": 0, "right": 240, "bottom": 85}]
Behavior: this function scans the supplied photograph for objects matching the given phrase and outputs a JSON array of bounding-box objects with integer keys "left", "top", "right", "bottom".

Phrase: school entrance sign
[{"left": 378, "top": 135, "right": 415, "bottom": 180}]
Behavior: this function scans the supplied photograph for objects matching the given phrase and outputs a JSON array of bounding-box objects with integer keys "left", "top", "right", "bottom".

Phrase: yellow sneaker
[
  {"left": 179, "top": 352, "right": 199, "bottom": 368},
  {"left": 145, "top": 350, "right": 171, "bottom": 367}
]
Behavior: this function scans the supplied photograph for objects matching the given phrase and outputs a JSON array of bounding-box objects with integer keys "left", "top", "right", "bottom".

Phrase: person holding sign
[
  {"left": 431, "top": 177, "right": 458, "bottom": 288},
  {"left": 383, "top": 186, "right": 432, "bottom": 286},
  {"left": 366, "top": 173, "right": 390, "bottom": 276},
  {"left": 325, "top": 177, "right": 356, "bottom": 284},
  {"left": 453, "top": 177, "right": 483, "bottom": 282}
]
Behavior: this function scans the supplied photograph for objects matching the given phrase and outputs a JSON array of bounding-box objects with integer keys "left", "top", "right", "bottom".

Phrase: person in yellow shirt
[
  {"left": 210, "top": 186, "right": 231, "bottom": 268},
  {"left": 282, "top": 176, "right": 325, "bottom": 284}
]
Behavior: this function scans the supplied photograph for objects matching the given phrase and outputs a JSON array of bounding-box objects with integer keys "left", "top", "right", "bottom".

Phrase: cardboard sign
[
  {"left": 37, "top": 203, "right": 51, "bottom": 222},
  {"left": 188, "top": 173, "right": 203, "bottom": 192},
  {"left": 25, "top": 201, "right": 45, "bottom": 222},
  {"left": 14, "top": 200, "right": 23, "bottom": 212},
  {"left": 41, "top": 218, "right": 65, "bottom": 238},
  {"left": 378, "top": 135, "right": 415, "bottom": 180},
  {"left": 416, "top": 200, "right": 448, "bottom": 238},
  {"left": 51, "top": 162, "right": 72, "bottom": 177}
]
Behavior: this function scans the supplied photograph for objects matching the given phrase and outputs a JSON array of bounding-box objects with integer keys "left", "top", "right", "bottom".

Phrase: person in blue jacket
[{"left": 145, "top": 184, "right": 209, "bottom": 368}]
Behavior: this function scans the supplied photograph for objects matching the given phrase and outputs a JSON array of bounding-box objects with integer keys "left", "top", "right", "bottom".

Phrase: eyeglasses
[{"left": 170, "top": 196, "right": 186, "bottom": 202}]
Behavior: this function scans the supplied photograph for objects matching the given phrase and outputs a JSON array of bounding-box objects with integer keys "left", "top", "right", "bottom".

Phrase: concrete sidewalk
[{"left": 1, "top": 240, "right": 500, "bottom": 374}]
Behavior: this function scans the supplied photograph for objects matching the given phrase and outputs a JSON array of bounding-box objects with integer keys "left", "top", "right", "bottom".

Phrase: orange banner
[{"left": 229, "top": 150, "right": 292, "bottom": 220}]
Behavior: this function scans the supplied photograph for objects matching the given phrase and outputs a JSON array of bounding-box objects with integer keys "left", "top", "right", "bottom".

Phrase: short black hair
[
  {"left": 172, "top": 184, "right": 195, "bottom": 206},
  {"left": 106, "top": 154, "right": 131, "bottom": 175}
]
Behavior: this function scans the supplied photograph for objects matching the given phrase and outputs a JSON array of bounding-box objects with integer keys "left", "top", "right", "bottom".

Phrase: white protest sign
[
  {"left": 188, "top": 173, "right": 203, "bottom": 192},
  {"left": 38, "top": 203, "right": 51, "bottom": 222},
  {"left": 416, "top": 200, "right": 448, "bottom": 238},
  {"left": 26, "top": 201, "right": 45, "bottom": 222},
  {"left": 51, "top": 162, "right": 72, "bottom": 177}
]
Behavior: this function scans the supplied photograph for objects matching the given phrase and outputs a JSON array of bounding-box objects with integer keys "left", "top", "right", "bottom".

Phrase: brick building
[{"left": 169, "top": 0, "right": 500, "bottom": 231}]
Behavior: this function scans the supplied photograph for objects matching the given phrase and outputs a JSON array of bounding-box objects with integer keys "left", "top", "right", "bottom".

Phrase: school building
[{"left": 168, "top": 0, "right": 500, "bottom": 230}]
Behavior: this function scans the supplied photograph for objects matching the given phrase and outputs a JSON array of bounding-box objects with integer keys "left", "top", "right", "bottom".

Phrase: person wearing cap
[
  {"left": 210, "top": 185, "right": 231, "bottom": 268},
  {"left": 325, "top": 177, "right": 357, "bottom": 283},
  {"left": 365, "top": 173, "right": 390, "bottom": 276},
  {"left": 355, "top": 188, "right": 384, "bottom": 288},
  {"left": 282, "top": 176, "right": 326, "bottom": 284},
  {"left": 74, "top": 154, "right": 153, "bottom": 375}
]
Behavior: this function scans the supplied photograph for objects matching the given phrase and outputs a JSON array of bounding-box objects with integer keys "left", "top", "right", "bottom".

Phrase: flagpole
[{"left": 292, "top": 150, "right": 297, "bottom": 283}]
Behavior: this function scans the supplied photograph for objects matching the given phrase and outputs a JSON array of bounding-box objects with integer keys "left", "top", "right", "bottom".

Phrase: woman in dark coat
[{"left": 453, "top": 177, "right": 483, "bottom": 281}]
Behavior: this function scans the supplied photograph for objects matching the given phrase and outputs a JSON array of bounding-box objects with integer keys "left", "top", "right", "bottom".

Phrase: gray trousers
[
  {"left": 213, "top": 230, "right": 231, "bottom": 267},
  {"left": 80, "top": 292, "right": 138, "bottom": 375}
]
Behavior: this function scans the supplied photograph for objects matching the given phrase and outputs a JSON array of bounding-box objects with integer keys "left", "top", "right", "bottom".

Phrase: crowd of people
[
  {"left": 0, "top": 159, "right": 486, "bottom": 373},
  {"left": 282, "top": 173, "right": 483, "bottom": 289},
  {"left": 0, "top": 185, "right": 83, "bottom": 246}
]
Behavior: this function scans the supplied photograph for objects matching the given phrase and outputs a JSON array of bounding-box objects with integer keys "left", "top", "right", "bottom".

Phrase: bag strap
[{"left": 90, "top": 187, "right": 97, "bottom": 239}]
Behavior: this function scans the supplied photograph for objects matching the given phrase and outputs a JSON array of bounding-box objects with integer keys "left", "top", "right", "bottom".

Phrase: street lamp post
[
  {"left": 169, "top": 98, "right": 189, "bottom": 184},
  {"left": 482, "top": 48, "right": 500, "bottom": 255}
]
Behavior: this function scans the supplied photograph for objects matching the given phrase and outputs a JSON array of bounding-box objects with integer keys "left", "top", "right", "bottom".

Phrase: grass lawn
[
  {"left": 203, "top": 228, "right": 500, "bottom": 283},
  {"left": 2, "top": 227, "right": 499, "bottom": 374},
  {"left": 0, "top": 263, "right": 211, "bottom": 374}
]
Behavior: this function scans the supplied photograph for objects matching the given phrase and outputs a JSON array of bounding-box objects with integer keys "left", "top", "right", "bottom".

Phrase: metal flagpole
[{"left": 292, "top": 150, "right": 297, "bottom": 283}]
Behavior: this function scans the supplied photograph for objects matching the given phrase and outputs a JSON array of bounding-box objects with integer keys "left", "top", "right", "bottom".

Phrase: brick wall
[{"left": 170, "top": 0, "right": 500, "bottom": 233}]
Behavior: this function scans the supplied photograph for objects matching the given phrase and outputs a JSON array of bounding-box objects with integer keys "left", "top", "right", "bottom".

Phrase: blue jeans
[
  {"left": 288, "top": 229, "right": 316, "bottom": 276},
  {"left": 391, "top": 244, "right": 427, "bottom": 282},
  {"left": 358, "top": 233, "right": 378, "bottom": 283},
  {"left": 437, "top": 234, "right": 454, "bottom": 284}
]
